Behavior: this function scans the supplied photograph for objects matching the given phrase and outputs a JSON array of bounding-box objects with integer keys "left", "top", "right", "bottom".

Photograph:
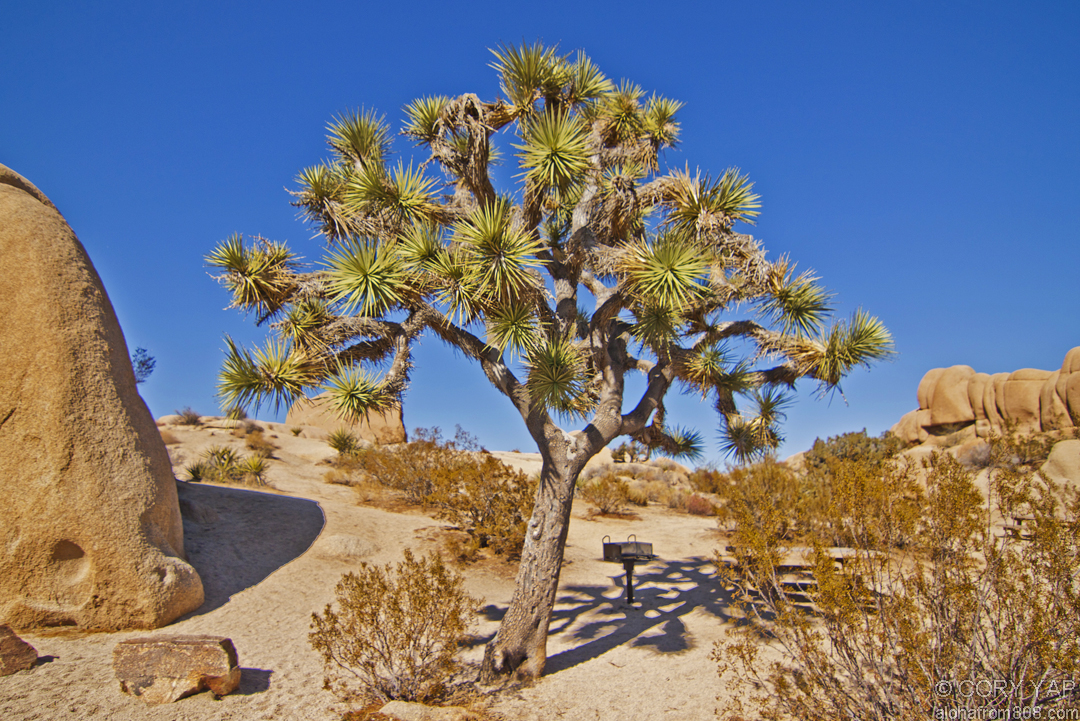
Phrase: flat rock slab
[
  {"left": 113, "top": 634, "right": 241, "bottom": 705},
  {"left": 379, "top": 701, "right": 484, "bottom": 721},
  {"left": 0, "top": 625, "right": 37, "bottom": 676}
]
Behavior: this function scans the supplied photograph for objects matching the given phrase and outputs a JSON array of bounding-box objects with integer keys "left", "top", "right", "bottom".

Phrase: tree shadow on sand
[
  {"left": 175, "top": 481, "right": 325, "bottom": 618},
  {"left": 538, "top": 557, "right": 736, "bottom": 675}
]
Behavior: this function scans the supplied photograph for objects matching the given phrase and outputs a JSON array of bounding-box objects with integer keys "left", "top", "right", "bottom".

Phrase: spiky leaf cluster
[{"left": 210, "top": 42, "right": 893, "bottom": 463}]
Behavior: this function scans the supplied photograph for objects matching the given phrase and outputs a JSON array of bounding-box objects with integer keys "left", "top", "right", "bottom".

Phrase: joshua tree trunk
[{"left": 480, "top": 452, "right": 584, "bottom": 681}]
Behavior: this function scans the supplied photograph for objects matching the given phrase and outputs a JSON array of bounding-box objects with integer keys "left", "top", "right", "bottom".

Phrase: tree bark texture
[{"left": 479, "top": 455, "right": 581, "bottom": 682}]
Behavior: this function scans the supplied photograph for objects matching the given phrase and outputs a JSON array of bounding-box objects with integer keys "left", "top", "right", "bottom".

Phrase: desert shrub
[
  {"left": 714, "top": 436, "right": 1080, "bottom": 721},
  {"left": 643, "top": 480, "right": 672, "bottom": 505},
  {"left": 711, "top": 442, "right": 917, "bottom": 549},
  {"left": 580, "top": 472, "right": 629, "bottom": 514},
  {"left": 711, "top": 459, "right": 804, "bottom": 542},
  {"left": 159, "top": 429, "right": 180, "bottom": 445},
  {"left": 988, "top": 422, "right": 1059, "bottom": 469},
  {"left": 291, "top": 426, "right": 303, "bottom": 436},
  {"left": 683, "top": 493, "right": 714, "bottom": 516},
  {"left": 612, "top": 439, "right": 649, "bottom": 463},
  {"left": 245, "top": 429, "right": 277, "bottom": 458},
  {"left": 175, "top": 407, "right": 201, "bottom": 425},
  {"left": 956, "top": 439, "right": 992, "bottom": 468},
  {"left": 328, "top": 427, "right": 362, "bottom": 456},
  {"left": 309, "top": 549, "right": 480, "bottom": 705},
  {"left": 665, "top": 487, "right": 687, "bottom": 510},
  {"left": 340, "top": 427, "right": 533, "bottom": 555},
  {"left": 425, "top": 454, "right": 537, "bottom": 558},
  {"left": 803, "top": 428, "right": 904, "bottom": 473},
  {"left": 226, "top": 405, "right": 248, "bottom": 420},
  {"left": 626, "top": 485, "right": 650, "bottom": 507},
  {"left": 688, "top": 467, "right": 725, "bottom": 494},
  {"left": 353, "top": 427, "right": 477, "bottom": 504},
  {"left": 323, "top": 467, "right": 354, "bottom": 485}
]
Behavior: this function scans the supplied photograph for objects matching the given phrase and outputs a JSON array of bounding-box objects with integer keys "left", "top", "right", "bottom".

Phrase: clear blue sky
[{"left": 3, "top": 1, "right": 1078, "bottom": 464}]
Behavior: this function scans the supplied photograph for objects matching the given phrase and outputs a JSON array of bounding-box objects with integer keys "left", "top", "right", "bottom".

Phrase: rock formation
[
  {"left": 0, "top": 165, "right": 203, "bottom": 629},
  {"left": 0, "top": 626, "right": 38, "bottom": 676},
  {"left": 286, "top": 391, "right": 407, "bottom": 445},
  {"left": 891, "top": 347, "right": 1080, "bottom": 445},
  {"left": 113, "top": 635, "right": 241, "bottom": 704}
]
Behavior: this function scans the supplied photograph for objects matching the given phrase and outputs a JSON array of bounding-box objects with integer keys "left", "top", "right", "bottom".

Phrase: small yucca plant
[
  {"left": 184, "top": 459, "right": 211, "bottom": 482},
  {"left": 237, "top": 454, "right": 268, "bottom": 485},
  {"left": 327, "top": 427, "right": 361, "bottom": 456}
]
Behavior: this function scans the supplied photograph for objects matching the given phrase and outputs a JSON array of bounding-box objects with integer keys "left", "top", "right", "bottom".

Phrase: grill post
[{"left": 622, "top": 558, "right": 636, "bottom": 604}]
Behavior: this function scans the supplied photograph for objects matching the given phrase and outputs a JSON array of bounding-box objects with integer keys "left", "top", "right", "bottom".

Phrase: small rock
[
  {"left": 113, "top": 635, "right": 241, "bottom": 704},
  {"left": 316, "top": 534, "right": 377, "bottom": 559},
  {"left": 0, "top": 625, "right": 37, "bottom": 676},
  {"left": 379, "top": 701, "right": 483, "bottom": 721}
]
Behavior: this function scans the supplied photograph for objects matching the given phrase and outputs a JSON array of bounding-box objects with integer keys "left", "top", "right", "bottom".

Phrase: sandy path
[{"left": 1, "top": 426, "right": 745, "bottom": 720}]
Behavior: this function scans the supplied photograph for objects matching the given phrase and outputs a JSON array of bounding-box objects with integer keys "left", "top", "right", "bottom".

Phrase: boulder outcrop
[
  {"left": 0, "top": 165, "right": 203, "bottom": 629},
  {"left": 892, "top": 347, "right": 1080, "bottom": 445},
  {"left": 286, "top": 391, "right": 406, "bottom": 445},
  {"left": 0, "top": 625, "right": 38, "bottom": 676},
  {"left": 113, "top": 635, "right": 241, "bottom": 704}
]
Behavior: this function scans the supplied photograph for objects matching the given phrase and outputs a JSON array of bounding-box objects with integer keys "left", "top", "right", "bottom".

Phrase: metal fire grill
[{"left": 602, "top": 535, "right": 657, "bottom": 605}]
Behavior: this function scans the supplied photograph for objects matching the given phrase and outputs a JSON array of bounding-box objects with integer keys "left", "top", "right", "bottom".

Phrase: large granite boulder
[
  {"left": 0, "top": 165, "right": 203, "bottom": 629},
  {"left": 917, "top": 365, "right": 976, "bottom": 427},
  {"left": 286, "top": 391, "right": 406, "bottom": 445},
  {"left": 891, "top": 348, "right": 1080, "bottom": 447}
]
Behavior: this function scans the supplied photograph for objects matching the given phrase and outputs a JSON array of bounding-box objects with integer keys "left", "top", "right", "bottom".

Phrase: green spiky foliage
[
  {"left": 211, "top": 40, "right": 893, "bottom": 460},
  {"left": 208, "top": 43, "right": 893, "bottom": 682}
]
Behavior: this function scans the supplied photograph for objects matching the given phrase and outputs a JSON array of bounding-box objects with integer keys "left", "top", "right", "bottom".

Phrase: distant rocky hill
[{"left": 891, "top": 346, "right": 1080, "bottom": 447}]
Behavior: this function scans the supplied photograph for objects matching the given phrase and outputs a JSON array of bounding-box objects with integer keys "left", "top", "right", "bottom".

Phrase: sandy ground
[{"left": 0, "top": 421, "right": 748, "bottom": 721}]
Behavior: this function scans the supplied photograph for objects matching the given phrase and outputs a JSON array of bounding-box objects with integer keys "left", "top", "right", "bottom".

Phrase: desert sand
[{"left": 0, "top": 420, "right": 749, "bottom": 721}]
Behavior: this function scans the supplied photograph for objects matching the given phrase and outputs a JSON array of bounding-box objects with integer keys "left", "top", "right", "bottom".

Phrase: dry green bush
[
  {"left": 309, "top": 549, "right": 480, "bottom": 705},
  {"left": 580, "top": 472, "right": 630, "bottom": 514},
  {"left": 688, "top": 467, "right": 726, "bottom": 495},
  {"left": 323, "top": 467, "right": 355, "bottom": 486},
  {"left": 351, "top": 427, "right": 474, "bottom": 504},
  {"left": 803, "top": 428, "right": 905, "bottom": 472},
  {"left": 425, "top": 454, "right": 536, "bottom": 559},
  {"left": 708, "top": 435, "right": 913, "bottom": 548},
  {"left": 684, "top": 493, "right": 714, "bottom": 516},
  {"left": 175, "top": 406, "right": 201, "bottom": 425},
  {"left": 245, "top": 429, "right": 277, "bottom": 458},
  {"left": 714, "top": 432, "right": 1080, "bottom": 721},
  {"left": 626, "top": 486, "right": 650, "bottom": 507},
  {"left": 644, "top": 480, "right": 673, "bottom": 505},
  {"left": 344, "top": 427, "right": 535, "bottom": 558}
]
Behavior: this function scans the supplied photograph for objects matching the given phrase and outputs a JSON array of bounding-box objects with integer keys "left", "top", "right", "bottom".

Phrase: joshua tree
[{"left": 207, "top": 43, "right": 893, "bottom": 681}]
